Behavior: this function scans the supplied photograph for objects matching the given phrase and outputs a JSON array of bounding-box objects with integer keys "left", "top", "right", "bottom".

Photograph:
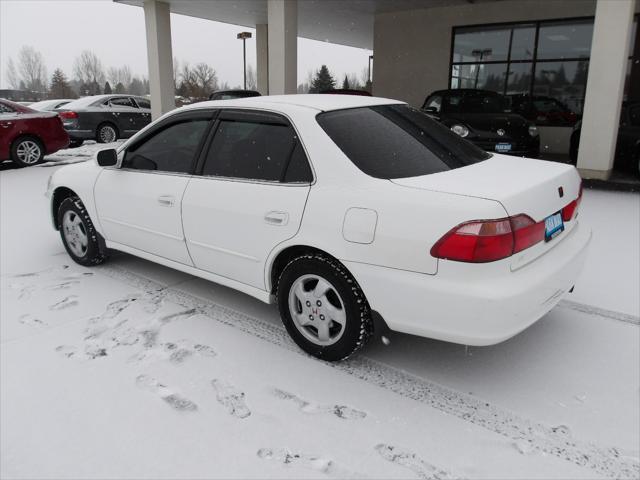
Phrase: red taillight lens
[
  {"left": 561, "top": 182, "right": 583, "bottom": 222},
  {"left": 511, "top": 214, "right": 545, "bottom": 253},
  {"left": 58, "top": 111, "right": 78, "bottom": 120},
  {"left": 431, "top": 214, "right": 546, "bottom": 263}
]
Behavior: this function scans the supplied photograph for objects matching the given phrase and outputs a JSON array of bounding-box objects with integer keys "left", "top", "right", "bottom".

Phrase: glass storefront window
[
  {"left": 451, "top": 63, "right": 508, "bottom": 91},
  {"left": 453, "top": 27, "right": 510, "bottom": 62},
  {"left": 510, "top": 25, "right": 536, "bottom": 61},
  {"left": 533, "top": 60, "right": 589, "bottom": 115},
  {"left": 506, "top": 62, "right": 533, "bottom": 94},
  {"left": 536, "top": 20, "right": 593, "bottom": 60}
]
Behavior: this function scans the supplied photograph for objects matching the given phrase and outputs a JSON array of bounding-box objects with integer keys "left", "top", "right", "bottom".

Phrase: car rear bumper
[
  {"left": 344, "top": 221, "right": 592, "bottom": 346},
  {"left": 64, "top": 129, "right": 94, "bottom": 140}
]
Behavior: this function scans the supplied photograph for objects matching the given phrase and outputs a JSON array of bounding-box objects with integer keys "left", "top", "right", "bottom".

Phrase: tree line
[{"left": 5, "top": 46, "right": 370, "bottom": 102}]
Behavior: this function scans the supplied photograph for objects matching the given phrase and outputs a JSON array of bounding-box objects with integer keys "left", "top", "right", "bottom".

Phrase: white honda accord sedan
[{"left": 46, "top": 95, "right": 591, "bottom": 361}]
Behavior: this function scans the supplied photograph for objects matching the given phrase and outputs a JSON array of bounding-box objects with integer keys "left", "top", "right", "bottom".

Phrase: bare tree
[
  {"left": 106, "top": 65, "right": 132, "bottom": 92},
  {"left": 5, "top": 58, "right": 20, "bottom": 89},
  {"left": 14, "top": 46, "right": 47, "bottom": 92},
  {"left": 245, "top": 64, "right": 257, "bottom": 90},
  {"left": 191, "top": 63, "right": 218, "bottom": 99},
  {"left": 73, "top": 50, "right": 105, "bottom": 86},
  {"left": 173, "top": 56, "right": 180, "bottom": 90}
]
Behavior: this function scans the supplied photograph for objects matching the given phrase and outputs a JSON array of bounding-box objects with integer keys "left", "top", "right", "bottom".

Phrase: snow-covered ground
[{"left": 1, "top": 149, "right": 639, "bottom": 479}]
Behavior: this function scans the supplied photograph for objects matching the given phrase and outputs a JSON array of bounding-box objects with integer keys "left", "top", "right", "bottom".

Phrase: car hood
[{"left": 390, "top": 154, "right": 581, "bottom": 221}]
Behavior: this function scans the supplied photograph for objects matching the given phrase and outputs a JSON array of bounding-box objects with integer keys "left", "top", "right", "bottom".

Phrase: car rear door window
[
  {"left": 135, "top": 98, "right": 151, "bottom": 109},
  {"left": 109, "top": 97, "right": 137, "bottom": 108},
  {"left": 201, "top": 110, "right": 312, "bottom": 183},
  {"left": 316, "top": 104, "right": 490, "bottom": 179},
  {"left": 0, "top": 104, "right": 15, "bottom": 114},
  {"left": 122, "top": 117, "right": 210, "bottom": 174}
]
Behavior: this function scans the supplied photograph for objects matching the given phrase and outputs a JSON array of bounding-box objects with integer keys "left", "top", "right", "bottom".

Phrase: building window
[{"left": 451, "top": 19, "right": 595, "bottom": 125}]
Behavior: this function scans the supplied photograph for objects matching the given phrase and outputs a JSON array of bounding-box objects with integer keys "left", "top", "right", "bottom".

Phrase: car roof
[
  {"left": 60, "top": 94, "right": 146, "bottom": 109},
  {"left": 182, "top": 94, "right": 403, "bottom": 113}
]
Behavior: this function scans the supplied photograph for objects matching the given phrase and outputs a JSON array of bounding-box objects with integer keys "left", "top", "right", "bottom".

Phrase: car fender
[{"left": 47, "top": 159, "right": 104, "bottom": 233}]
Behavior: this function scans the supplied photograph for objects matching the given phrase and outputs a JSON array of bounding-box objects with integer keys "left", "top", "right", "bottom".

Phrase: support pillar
[
  {"left": 577, "top": 0, "right": 636, "bottom": 179},
  {"left": 267, "top": 0, "right": 297, "bottom": 95},
  {"left": 143, "top": 0, "right": 175, "bottom": 119},
  {"left": 256, "top": 24, "right": 269, "bottom": 95}
]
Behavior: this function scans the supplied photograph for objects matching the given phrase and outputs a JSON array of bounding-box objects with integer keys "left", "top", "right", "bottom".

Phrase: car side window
[
  {"left": 109, "top": 97, "right": 137, "bottom": 108},
  {"left": 0, "top": 104, "right": 15, "bottom": 114},
  {"left": 122, "top": 117, "right": 210, "bottom": 174},
  {"left": 135, "top": 98, "right": 151, "bottom": 109},
  {"left": 629, "top": 106, "right": 640, "bottom": 127},
  {"left": 201, "top": 111, "right": 312, "bottom": 183}
]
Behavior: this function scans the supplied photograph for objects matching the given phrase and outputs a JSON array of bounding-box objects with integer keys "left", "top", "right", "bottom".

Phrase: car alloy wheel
[
  {"left": 62, "top": 210, "right": 89, "bottom": 258},
  {"left": 98, "top": 125, "right": 117, "bottom": 143},
  {"left": 16, "top": 140, "right": 42, "bottom": 165},
  {"left": 287, "top": 274, "right": 347, "bottom": 346}
]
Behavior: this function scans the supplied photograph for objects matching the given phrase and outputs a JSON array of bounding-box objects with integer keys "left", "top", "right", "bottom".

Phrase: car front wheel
[
  {"left": 58, "top": 196, "right": 108, "bottom": 266},
  {"left": 11, "top": 137, "right": 44, "bottom": 167},
  {"left": 277, "top": 253, "right": 373, "bottom": 361}
]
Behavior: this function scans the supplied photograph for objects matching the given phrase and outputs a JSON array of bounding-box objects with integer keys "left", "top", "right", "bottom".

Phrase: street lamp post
[
  {"left": 237, "top": 31, "right": 252, "bottom": 90},
  {"left": 471, "top": 48, "right": 492, "bottom": 89},
  {"left": 368, "top": 55, "right": 374, "bottom": 84}
]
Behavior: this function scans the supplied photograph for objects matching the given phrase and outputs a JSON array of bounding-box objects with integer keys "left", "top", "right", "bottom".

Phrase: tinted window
[
  {"left": 203, "top": 113, "right": 311, "bottom": 182},
  {"left": 317, "top": 105, "right": 490, "bottom": 179},
  {"left": 629, "top": 105, "right": 640, "bottom": 127},
  {"left": 109, "top": 97, "right": 137, "bottom": 108},
  {"left": 123, "top": 118, "right": 209, "bottom": 173},
  {"left": 537, "top": 21, "right": 593, "bottom": 60},
  {"left": 424, "top": 95, "right": 442, "bottom": 113},
  {"left": 135, "top": 98, "right": 151, "bottom": 109},
  {"left": 0, "top": 103, "right": 15, "bottom": 114},
  {"left": 444, "top": 92, "right": 510, "bottom": 114}
]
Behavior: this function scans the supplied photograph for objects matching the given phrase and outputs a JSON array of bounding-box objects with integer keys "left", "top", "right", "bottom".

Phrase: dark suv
[{"left": 422, "top": 89, "right": 540, "bottom": 158}]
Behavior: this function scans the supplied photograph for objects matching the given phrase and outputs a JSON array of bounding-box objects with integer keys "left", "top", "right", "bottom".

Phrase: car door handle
[
  {"left": 158, "top": 195, "right": 175, "bottom": 207},
  {"left": 264, "top": 211, "right": 289, "bottom": 226}
]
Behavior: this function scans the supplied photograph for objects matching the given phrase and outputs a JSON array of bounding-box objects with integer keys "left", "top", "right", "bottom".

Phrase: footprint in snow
[
  {"left": 43, "top": 280, "right": 80, "bottom": 291},
  {"left": 211, "top": 379, "right": 251, "bottom": 418},
  {"left": 135, "top": 374, "right": 198, "bottom": 412},
  {"left": 374, "top": 444, "right": 459, "bottom": 480},
  {"left": 257, "top": 448, "right": 358, "bottom": 478},
  {"left": 18, "top": 313, "right": 46, "bottom": 327},
  {"left": 271, "top": 388, "right": 366, "bottom": 420},
  {"left": 10, "top": 265, "right": 69, "bottom": 278},
  {"left": 49, "top": 295, "right": 79, "bottom": 310},
  {"left": 55, "top": 343, "right": 107, "bottom": 360}
]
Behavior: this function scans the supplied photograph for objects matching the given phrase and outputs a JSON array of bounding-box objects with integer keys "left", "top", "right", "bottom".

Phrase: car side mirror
[
  {"left": 423, "top": 107, "right": 439, "bottom": 115},
  {"left": 96, "top": 149, "right": 118, "bottom": 167}
]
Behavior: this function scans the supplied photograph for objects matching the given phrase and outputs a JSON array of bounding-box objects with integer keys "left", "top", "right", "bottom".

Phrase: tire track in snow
[
  {"left": 95, "top": 264, "right": 639, "bottom": 479},
  {"left": 558, "top": 299, "right": 640, "bottom": 326}
]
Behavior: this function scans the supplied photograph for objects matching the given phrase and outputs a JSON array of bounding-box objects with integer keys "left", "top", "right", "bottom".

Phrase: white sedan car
[{"left": 46, "top": 95, "right": 591, "bottom": 361}]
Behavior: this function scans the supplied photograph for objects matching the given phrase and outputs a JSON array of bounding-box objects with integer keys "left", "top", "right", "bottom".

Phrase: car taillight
[
  {"left": 431, "top": 214, "right": 545, "bottom": 263},
  {"left": 562, "top": 182, "right": 583, "bottom": 222},
  {"left": 58, "top": 111, "right": 78, "bottom": 120}
]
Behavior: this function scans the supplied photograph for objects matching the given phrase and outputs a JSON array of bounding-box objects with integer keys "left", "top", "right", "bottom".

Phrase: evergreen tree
[
  {"left": 49, "top": 68, "right": 75, "bottom": 99},
  {"left": 342, "top": 74, "right": 350, "bottom": 90},
  {"left": 104, "top": 81, "right": 112, "bottom": 94},
  {"left": 309, "top": 65, "right": 336, "bottom": 93},
  {"left": 128, "top": 77, "right": 145, "bottom": 96},
  {"left": 89, "top": 80, "right": 101, "bottom": 95},
  {"left": 114, "top": 82, "right": 126, "bottom": 94}
]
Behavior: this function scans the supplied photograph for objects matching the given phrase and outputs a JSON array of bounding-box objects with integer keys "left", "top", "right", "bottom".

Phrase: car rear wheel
[
  {"left": 58, "top": 196, "right": 108, "bottom": 266},
  {"left": 96, "top": 123, "right": 118, "bottom": 143},
  {"left": 11, "top": 137, "right": 44, "bottom": 167},
  {"left": 277, "top": 253, "right": 373, "bottom": 361}
]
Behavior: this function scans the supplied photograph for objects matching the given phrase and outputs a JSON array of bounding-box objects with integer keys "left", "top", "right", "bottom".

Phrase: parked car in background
[
  {"left": 0, "top": 98, "right": 69, "bottom": 167},
  {"left": 319, "top": 89, "right": 372, "bottom": 96},
  {"left": 423, "top": 89, "right": 540, "bottom": 158},
  {"left": 56, "top": 94, "right": 152, "bottom": 147},
  {"left": 509, "top": 94, "right": 578, "bottom": 126},
  {"left": 47, "top": 95, "right": 589, "bottom": 361},
  {"left": 28, "top": 99, "right": 74, "bottom": 112},
  {"left": 569, "top": 101, "right": 640, "bottom": 177},
  {"left": 208, "top": 90, "right": 261, "bottom": 101}
]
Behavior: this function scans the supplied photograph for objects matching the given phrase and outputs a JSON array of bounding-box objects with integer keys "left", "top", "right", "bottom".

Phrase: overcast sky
[{"left": 0, "top": 0, "right": 372, "bottom": 89}]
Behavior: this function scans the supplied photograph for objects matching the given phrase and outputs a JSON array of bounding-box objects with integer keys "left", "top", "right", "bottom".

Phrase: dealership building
[{"left": 117, "top": 0, "right": 639, "bottom": 180}]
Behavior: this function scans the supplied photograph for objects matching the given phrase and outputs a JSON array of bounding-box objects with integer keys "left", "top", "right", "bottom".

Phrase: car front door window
[{"left": 122, "top": 118, "right": 210, "bottom": 174}]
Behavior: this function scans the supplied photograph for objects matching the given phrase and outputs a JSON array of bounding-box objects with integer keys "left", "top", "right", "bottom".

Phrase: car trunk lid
[{"left": 391, "top": 154, "right": 581, "bottom": 222}]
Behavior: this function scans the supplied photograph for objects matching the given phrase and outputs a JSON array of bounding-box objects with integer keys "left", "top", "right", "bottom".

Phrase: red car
[{"left": 0, "top": 98, "right": 69, "bottom": 167}]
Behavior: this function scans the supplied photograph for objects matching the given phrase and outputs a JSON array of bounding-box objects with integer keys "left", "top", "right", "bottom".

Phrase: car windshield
[
  {"left": 444, "top": 92, "right": 511, "bottom": 114},
  {"left": 316, "top": 104, "right": 491, "bottom": 179}
]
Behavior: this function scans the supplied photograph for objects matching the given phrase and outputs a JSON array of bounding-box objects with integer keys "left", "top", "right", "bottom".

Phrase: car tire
[
  {"left": 10, "top": 136, "right": 44, "bottom": 167},
  {"left": 96, "top": 123, "right": 118, "bottom": 143},
  {"left": 276, "top": 253, "right": 373, "bottom": 361},
  {"left": 58, "top": 196, "right": 108, "bottom": 267},
  {"left": 68, "top": 140, "right": 84, "bottom": 148}
]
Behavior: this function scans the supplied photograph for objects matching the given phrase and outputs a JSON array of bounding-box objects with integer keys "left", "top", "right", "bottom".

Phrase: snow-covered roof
[{"left": 183, "top": 94, "right": 405, "bottom": 113}]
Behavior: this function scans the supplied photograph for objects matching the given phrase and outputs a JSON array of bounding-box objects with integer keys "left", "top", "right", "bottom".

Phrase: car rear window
[{"left": 316, "top": 104, "right": 490, "bottom": 179}]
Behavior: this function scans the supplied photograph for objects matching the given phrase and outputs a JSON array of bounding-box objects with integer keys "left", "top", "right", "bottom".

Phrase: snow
[{"left": 1, "top": 151, "right": 639, "bottom": 479}]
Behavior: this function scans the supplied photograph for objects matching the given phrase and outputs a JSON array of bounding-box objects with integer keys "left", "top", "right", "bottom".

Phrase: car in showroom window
[
  {"left": 47, "top": 95, "right": 590, "bottom": 362},
  {"left": 422, "top": 89, "right": 540, "bottom": 158}
]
